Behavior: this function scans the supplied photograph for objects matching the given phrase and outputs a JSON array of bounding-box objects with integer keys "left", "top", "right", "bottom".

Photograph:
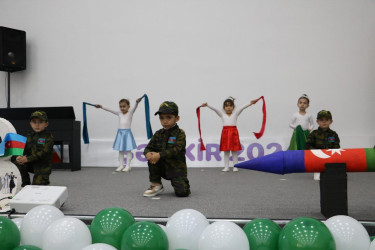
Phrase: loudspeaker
[{"left": 0, "top": 26, "right": 26, "bottom": 72}]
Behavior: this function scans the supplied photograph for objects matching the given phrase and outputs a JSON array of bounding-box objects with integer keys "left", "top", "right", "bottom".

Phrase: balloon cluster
[{"left": 0, "top": 205, "right": 374, "bottom": 250}]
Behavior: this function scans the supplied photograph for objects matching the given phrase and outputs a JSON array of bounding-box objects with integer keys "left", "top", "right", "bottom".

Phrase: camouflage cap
[
  {"left": 317, "top": 110, "right": 332, "bottom": 119},
  {"left": 30, "top": 110, "right": 48, "bottom": 121},
  {"left": 154, "top": 101, "right": 179, "bottom": 116}
]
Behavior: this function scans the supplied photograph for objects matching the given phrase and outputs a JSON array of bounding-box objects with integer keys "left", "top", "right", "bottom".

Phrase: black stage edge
[
  {"left": 0, "top": 107, "right": 81, "bottom": 171},
  {"left": 320, "top": 163, "right": 348, "bottom": 218}
]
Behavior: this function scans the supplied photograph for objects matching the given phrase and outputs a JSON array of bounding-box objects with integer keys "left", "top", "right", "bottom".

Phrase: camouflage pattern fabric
[
  {"left": 305, "top": 127, "right": 340, "bottom": 149},
  {"left": 144, "top": 124, "right": 190, "bottom": 197},
  {"left": 154, "top": 101, "right": 179, "bottom": 116},
  {"left": 14, "top": 130, "right": 54, "bottom": 186},
  {"left": 316, "top": 110, "right": 332, "bottom": 120},
  {"left": 30, "top": 110, "right": 48, "bottom": 121}
]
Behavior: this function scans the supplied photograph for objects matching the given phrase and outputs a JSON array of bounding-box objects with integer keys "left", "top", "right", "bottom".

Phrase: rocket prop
[
  {"left": 196, "top": 96, "right": 267, "bottom": 151},
  {"left": 234, "top": 148, "right": 375, "bottom": 174}
]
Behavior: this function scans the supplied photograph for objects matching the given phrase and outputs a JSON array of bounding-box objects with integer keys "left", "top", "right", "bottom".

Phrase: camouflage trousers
[
  {"left": 148, "top": 162, "right": 190, "bottom": 197},
  {"left": 16, "top": 163, "right": 51, "bottom": 187}
]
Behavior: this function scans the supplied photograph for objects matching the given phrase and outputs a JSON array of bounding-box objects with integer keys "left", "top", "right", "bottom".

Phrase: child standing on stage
[
  {"left": 201, "top": 97, "right": 258, "bottom": 172},
  {"left": 96, "top": 98, "right": 140, "bottom": 172},
  {"left": 288, "top": 94, "right": 315, "bottom": 150}
]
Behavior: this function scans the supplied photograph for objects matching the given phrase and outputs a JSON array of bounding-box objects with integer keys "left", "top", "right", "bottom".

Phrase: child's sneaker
[
  {"left": 221, "top": 167, "right": 229, "bottom": 172},
  {"left": 143, "top": 184, "right": 164, "bottom": 197},
  {"left": 122, "top": 166, "right": 131, "bottom": 172},
  {"left": 233, "top": 167, "right": 239, "bottom": 172},
  {"left": 115, "top": 165, "right": 124, "bottom": 172}
]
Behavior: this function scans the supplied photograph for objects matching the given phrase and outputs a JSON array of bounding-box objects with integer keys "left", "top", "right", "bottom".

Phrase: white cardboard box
[{"left": 9, "top": 185, "right": 68, "bottom": 213}]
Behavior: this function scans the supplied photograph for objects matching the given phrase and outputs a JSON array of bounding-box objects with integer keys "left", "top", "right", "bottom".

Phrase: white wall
[{"left": 1, "top": 0, "right": 374, "bottom": 166}]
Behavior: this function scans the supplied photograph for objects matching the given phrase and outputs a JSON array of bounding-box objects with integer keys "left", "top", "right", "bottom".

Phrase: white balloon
[
  {"left": 11, "top": 217, "right": 23, "bottom": 230},
  {"left": 166, "top": 208, "right": 209, "bottom": 250},
  {"left": 42, "top": 217, "right": 91, "bottom": 250},
  {"left": 21, "top": 205, "right": 64, "bottom": 247},
  {"left": 198, "top": 221, "right": 249, "bottom": 250},
  {"left": 325, "top": 215, "right": 370, "bottom": 250},
  {"left": 82, "top": 243, "right": 117, "bottom": 250},
  {"left": 158, "top": 224, "right": 167, "bottom": 233}
]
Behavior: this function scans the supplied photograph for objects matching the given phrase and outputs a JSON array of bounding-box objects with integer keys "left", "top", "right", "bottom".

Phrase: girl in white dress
[
  {"left": 288, "top": 94, "right": 314, "bottom": 150},
  {"left": 96, "top": 98, "right": 140, "bottom": 172}
]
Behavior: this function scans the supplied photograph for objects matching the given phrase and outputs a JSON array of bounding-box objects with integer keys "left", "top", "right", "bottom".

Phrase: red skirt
[{"left": 220, "top": 126, "right": 241, "bottom": 151}]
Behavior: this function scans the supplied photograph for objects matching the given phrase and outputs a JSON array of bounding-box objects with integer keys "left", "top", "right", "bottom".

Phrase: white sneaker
[
  {"left": 314, "top": 173, "right": 320, "bottom": 181},
  {"left": 143, "top": 185, "right": 164, "bottom": 197},
  {"left": 233, "top": 167, "right": 239, "bottom": 172},
  {"left": 115, "top": 165, "right": 124, "bottom": 172},
  {"left": 222, "top": 167, "right": 229, "bottom": 172},
  {"left": 122, "top": 166, "right": 131, "bottom": 172}
]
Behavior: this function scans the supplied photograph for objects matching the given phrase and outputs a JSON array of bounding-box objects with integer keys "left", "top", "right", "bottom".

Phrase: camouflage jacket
[
  {"left": 144, "top": 124, "right": 186, "bottom": 164},
  {"left": 24, "top": 130, "right": 54, "bottom": 166},
  {"left": 305, "top": 127, "right": 340, "bottom": 149}
]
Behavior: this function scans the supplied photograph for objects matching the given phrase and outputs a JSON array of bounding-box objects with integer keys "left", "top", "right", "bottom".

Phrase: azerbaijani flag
[{"left": 0, "top": 133, "right": 27, "bottom": 157}]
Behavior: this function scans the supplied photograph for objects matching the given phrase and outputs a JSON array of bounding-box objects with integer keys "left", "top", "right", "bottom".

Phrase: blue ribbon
[
  {"left": 139, "top": 94, "right": 153, "bottom": 139},
  {"left": 82, "top": 102, "right": 96, "bottom": 144}
]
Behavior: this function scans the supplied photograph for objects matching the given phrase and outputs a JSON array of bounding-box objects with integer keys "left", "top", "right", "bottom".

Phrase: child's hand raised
[
  {"left": 136, "top": 98, "right": 141, "bottom": 103},
  {"left": 95, "top": 104, "right": 102, "bottom": 108},
  {"left": 201, "top": 103, "right": 208, "bottom": 107},
  {"left": 250, "top": 99, "right": 258, "bottom": 105}
]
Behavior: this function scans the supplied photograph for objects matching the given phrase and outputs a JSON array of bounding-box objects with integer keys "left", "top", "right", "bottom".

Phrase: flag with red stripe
[
  {"left": 304, "top": 149, "right": 367, "bottom": 172},
  {"left": 0, "top": 133, "right": 27, "bottom": 157}
]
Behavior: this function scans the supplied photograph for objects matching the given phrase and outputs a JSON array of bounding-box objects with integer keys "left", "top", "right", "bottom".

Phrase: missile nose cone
[
  {"left": 235, "top": 150, "right": 305, "bottom": 175},
  {"left": 235, "top": 151, "right": 286, "bottom": 174}
]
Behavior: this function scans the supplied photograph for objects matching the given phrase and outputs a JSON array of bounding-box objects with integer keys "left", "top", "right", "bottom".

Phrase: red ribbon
[
  {"left": 253, "top": 96, "right": 266, "bottom": 139},
  {"left": 196, "top": 106, "right": 206, "bottom": 151}
]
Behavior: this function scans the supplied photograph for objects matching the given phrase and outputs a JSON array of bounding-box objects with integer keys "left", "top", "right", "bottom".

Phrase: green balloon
[
  {"left": 0, "top": 216, "right": 20, "bottom": 250},
  {"left": 371, "top": 236, "right": 375, "bottom": 242},
  {"left": 13, "top": 245, "right": 42, "bottom": 250},
  {"left": 91, "top": 207, "right": 135, "bottom": 249},
  {"left": 243, "top": 218, "right": 281, "bottom": 250},
  {"left": 279, "top": 217, "right": 336, "bottom": 250},
  {"left": 121, "top": 221, "right": 169, "bottom": 250}
]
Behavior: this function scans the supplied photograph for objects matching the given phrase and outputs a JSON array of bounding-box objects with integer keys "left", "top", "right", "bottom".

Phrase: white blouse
[
  {"left": 102, "top": 102, "right": 139, "bottom": 129},
  {"left": 207, "top": 104, "right": 250, "bottom": 126},
  {"left": 289, "top": 112, "right": 314, "bottom": 131}
]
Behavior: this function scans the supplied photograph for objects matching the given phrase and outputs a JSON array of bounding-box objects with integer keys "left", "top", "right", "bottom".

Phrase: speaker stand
[
  {"left": 320, "top": 163, "right": 348, "bottom": 218},
  {"left": 7, "top": 71, "right": 10, "bottom": 108}
]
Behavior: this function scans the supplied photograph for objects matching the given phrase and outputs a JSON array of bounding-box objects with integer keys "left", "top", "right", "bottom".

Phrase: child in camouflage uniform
[
  {"left": 14, "top": 111, "right": 54, "bottom": 186},
  {"left": 305, "top": 110, "right": 340, "bottom": 180},
  {"left": 143, "top": 101, "right": 190, "bottom": 197}
]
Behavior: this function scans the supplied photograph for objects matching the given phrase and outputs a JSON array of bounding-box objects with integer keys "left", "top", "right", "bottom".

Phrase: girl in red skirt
[{"left": 201, "top": 97, "right": 258, "bottom": 172}]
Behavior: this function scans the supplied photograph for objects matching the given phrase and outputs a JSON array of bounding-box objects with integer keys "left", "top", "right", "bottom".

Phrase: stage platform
[{"left": 40, "top": 167, "right": 375, "bottom": 222}]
